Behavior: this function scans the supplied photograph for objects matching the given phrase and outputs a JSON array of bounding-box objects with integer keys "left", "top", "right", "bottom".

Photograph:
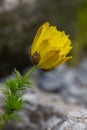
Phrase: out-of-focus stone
[
  {"left": 53, "top": 110, "right": 87, "bottom": 130},
  {"left": 34, "top": 64, "right": 67, "bottom": 91},
  {"left": 59, "top": 121, "right": 85, "bottom": 130},
  {"left": 78, "top": 59, "right": 87, "bottom": 86}
]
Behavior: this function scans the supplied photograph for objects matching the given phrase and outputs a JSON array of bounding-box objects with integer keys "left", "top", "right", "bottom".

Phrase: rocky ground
[{"left": 0, "top": 58, "right": 87, "bottom": 130}]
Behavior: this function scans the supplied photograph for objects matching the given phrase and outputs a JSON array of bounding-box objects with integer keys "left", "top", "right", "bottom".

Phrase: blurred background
[
  {"left": 0, "top": 0, "right": 87, "bottom": 77},
  {"left": 0, "top": 0, "right": 87, "bottom": 130}
]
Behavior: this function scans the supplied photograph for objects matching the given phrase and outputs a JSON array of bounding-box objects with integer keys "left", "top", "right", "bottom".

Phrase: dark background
[{"left": 0, "top": 0, "right": 87, "bottom": 77}]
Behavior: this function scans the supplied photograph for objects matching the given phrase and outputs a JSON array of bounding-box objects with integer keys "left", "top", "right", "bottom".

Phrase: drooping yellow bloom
[{"left": 30, "top": 22, "right": 72, "bottom": 71}]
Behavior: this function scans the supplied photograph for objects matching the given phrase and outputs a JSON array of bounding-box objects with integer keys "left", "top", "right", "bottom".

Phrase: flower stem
[
  {"left": 23, "top": 66, "right": 37, "bottom": 80},
  {"left": 0, "top": 114, "right": 8, "bottom": 130},
  {"left": 0, "top": 121, "right": 5, "bottom": 130}
]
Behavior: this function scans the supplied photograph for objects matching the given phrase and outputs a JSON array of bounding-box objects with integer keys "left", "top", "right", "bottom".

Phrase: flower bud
[{"left": 30, "top": 22, "right": 72, "bottom": 70}]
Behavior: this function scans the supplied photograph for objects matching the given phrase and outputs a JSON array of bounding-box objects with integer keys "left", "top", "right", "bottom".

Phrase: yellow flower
[{"left": 30, "top": 22, "right": 72, "bottom": 71}]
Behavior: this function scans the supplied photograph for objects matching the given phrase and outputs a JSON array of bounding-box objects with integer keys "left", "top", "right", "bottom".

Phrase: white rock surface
[{"left": 59, "top": 110, "right": 87, "bottom": 130}]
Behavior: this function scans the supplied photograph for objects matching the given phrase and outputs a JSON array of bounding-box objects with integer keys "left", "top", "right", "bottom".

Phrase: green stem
[
  {"left": 23, "top": 66, "right": 37, "bottom": 80},
  {"left": 0, "top": 114, "right": 8, "bottom": 130},
  {"left": 0, "top": 120, "right": 6, "bottom": 130},
  {"left": 0, "top": 122, "right": 4, "bottom": 130}
]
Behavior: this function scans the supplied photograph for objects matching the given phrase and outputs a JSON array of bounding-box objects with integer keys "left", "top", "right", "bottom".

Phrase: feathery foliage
[{"left": 0, "top": 66, "right": 37, "bottom": 130}]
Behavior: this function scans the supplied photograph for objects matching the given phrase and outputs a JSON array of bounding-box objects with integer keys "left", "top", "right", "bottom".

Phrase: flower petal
[
  {"left": 31, "top": 22, "right": 49, "bottom": 54},
  {"left": 38, "top": 50, "right": 60, "bottom": 69}
]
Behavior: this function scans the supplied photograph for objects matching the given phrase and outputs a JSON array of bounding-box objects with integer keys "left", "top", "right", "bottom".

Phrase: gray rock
[
  {"left": 53, "top": 110, "right": 87, "bottom": 130},
  {"left": 35, "top": 64, "right": 67, "bottom": 91},
  {"left": 59, "top": 120, "right": 86, "bottom": 130},
  {"left": 31, "top": 60, "right": 87, "bottom": 105},
  {"left": 61, "top": 68, "right": 86, "bottom": 103},
  {"left": 31, "top": 63, "right": 87, "bottom": 105},
  {"left": 78, "top": 59, "right": 87, "bottom": 86}
]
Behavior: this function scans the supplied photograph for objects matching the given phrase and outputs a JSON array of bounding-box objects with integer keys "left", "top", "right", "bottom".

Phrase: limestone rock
[{"left": 58, "top": 110, "right": 87, "bottom": 130}]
